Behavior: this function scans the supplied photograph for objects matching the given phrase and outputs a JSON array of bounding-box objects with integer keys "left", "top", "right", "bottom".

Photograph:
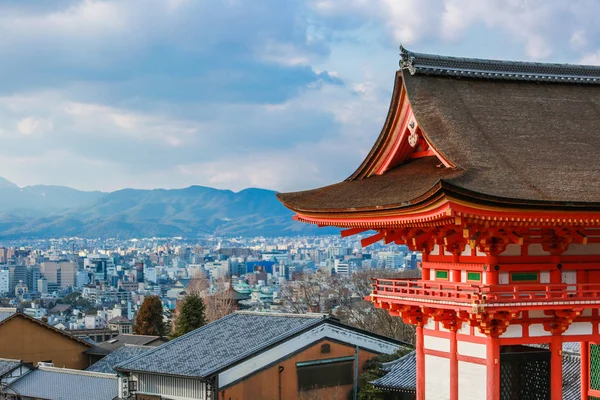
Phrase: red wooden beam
[
  {"left": 340, "top": 227, "right": 369, "bottom": 238},
  {"left": 361, "top": 231, "right": 386, "bottom": 247}
]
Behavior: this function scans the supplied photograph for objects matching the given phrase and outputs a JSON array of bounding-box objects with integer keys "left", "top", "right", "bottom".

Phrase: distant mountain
[{"left": 0, "top": 179, "right": 336, "bottom": 239}]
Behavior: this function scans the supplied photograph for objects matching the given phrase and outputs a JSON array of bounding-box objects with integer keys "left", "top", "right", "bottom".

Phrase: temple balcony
[{"left": 370, "top": 278, "right": 600, "bottom": 313}]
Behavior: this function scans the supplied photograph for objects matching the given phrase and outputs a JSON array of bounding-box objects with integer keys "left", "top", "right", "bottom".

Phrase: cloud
[{"left": 0, "top": 0, "right": 598, "bottom": 193}]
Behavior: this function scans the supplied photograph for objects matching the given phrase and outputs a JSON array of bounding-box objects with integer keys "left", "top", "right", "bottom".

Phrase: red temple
[{"left": 278, "top": 47, "right": 600, "bottom": 400}]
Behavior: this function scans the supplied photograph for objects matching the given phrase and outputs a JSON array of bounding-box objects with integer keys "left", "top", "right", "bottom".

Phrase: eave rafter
[{"left": 298, "top": 199, "right": 600, "bottom": 253}]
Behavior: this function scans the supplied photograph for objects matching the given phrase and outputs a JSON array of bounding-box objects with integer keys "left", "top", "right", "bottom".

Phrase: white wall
[
  {"left": 458, "top": 361, "right": 486, "bottom": 399},
  {"left": 425, "top": 355, "right": 450, "bottom": 400}
]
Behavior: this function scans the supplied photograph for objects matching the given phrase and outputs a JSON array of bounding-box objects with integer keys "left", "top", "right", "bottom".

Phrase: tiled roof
[
  {"left": 400, "top": 46, "right": 600, "bottom": 84},
  {"left": 87, "top": 345, "right": 153, "bottom": 374},
  {"left": 116, "top": 312, "right": 330, "bottom": 378},
  {"left": 94, "top": 334, "right": 165, "bottom": 352},
  {"left": 9, "top": 367, "right": 117, "bottom": 400},
  {"left": 0, "top": 308, "right": 16, "bottom": 323},
  {"left": 371, "top": 351, "right": 416, "bottom": 393},
  {"left": 0, "top": 358, "right": 21, "bottom": 377}
]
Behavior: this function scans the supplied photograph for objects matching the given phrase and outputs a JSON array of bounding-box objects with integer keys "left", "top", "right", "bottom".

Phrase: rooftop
[
  {"left": 116, "top": 312, "right": 335, "bottom": 378},
  {"left": 9, "top": 366, "right": 117, "bottom": 400},
  {"left": 278, "top": 48, "right": 600, "bottom": 222},
  {"left": 0, "top": 358, "right": 22, "bottom": 377},
  {"left": 87, "top": 345, "right": 153, "bottom": 374}
]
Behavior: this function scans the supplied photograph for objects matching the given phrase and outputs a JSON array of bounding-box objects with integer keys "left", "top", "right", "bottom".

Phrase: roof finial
[{"left": 399, "top": 45, "right": 416, "bottom": 74}]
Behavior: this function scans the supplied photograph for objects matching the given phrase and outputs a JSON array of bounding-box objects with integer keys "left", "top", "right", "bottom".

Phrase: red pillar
[
  {"left": 581, "top": 341, "right": 589, "bottom": 400},
  {"left": 450, "top": 329, "right": 458, "bottom": 400},
  {"left": 486, "top": 336, "right": 500, "bottom": 400},
  {"left": 550, "top": 335, "right": 563, "bottom": 400},
  {"left": 416, "top": 326, "right": 425, "bottom": 400}
]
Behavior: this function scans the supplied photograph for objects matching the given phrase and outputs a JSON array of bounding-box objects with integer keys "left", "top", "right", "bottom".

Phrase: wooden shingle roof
[{"left": 278, "top": 48, "right": 600, "bottom": 216}]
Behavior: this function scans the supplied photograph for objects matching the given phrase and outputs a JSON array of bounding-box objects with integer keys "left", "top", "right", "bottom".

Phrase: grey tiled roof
[
  {"left": 0, "top": 309, "right": 16, "bottom": 323},
  {"left": 87, "top": 345, "right": 153, "bottom": 374},
  {"left": 400, "top": 46, "right": 600, "bottom": 84},
  {"left": 117, "top": 312, "right": 329, "bottom": 378},
  {"left": 95, "top": 334, "right": 166, "bottom": 352},
  {"left": 9, "top": 367, "right": 117, "bottom": 400},
  {"left": 371, "top": 351, "right": 416, "bottom": 392},
  {"left": 0, "top": 358, "right": 21, "bottom": 376}
]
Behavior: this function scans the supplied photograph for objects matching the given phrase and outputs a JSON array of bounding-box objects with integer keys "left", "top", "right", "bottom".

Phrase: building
[
  {"left": 277, "top": 48, "right": 600, "bottom": 400},
  {"left": 116, "top": 311, "right": 402, "bottom": 400},
  {"left": 107, "top": 316, "right": 133, "bottom": 334},
  {"left": 0, "top": 309, "right": 91, "bottom": 369},
  {"left": 6, "top": 365, "right": 118, "bottom": 400},
  {"left": 40, "top": 261, "right": 77, "bottom": 289},
  {"left": 0, "top": 269, "right": 9, "bottom": 295},
  {"left": 26, "top": 265, "right": 40, "bottom": 293},
  {"left": 8, "top": 265, "right": 26, "bottom": 295}
]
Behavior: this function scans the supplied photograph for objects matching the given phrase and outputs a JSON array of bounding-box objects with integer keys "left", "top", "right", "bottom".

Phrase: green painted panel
[
  {"left": 591, "top": 344, "right": 600, "bottom": 390},
  {"left": 467, "top": 272, "right": 481, "bottom": 281},
  {"left": 435, "top": 270, "right": 449, "bottom": 279},
  {"left": 511, "top": 272, "right": 539, "bottom": 282}
]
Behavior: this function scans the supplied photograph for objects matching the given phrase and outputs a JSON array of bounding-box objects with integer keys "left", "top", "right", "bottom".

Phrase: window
[
  {"left": 510, "top": 272, "right": 539, "bottom": 283},
  {"left": 297, "top": 356, "right": 354, "bottom": 391},
  {"left": 320, "top": 344, "right": 331, "bottom": 354},
  {"left": 435, "top": 270, "right": 449, "bottom": 280},
  {"left": 467, "top": 272, "right": 481, "bottom": 282}
]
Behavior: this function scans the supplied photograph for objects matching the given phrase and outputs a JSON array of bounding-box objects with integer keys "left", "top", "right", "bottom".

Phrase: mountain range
[{"left": 0, "top": 178, "right": 337, "bottom": 239}]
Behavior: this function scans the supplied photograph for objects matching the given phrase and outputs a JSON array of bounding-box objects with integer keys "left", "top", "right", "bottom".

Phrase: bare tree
[{"left": 188, "top": 271, "right": 235, "bottom": 323}]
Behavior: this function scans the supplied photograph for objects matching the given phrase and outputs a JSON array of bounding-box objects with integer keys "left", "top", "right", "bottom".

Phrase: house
[
  {"left": 85, "top": 334, "right": 168, "bottom": 365},
  {"left": 108, "top": 316, "right": 134, "bottom": 334},
  {"left": 0, "top": 310, "right": 91, "bottom": 369},
  {"left": 5, "top": 365, "right": 118, "bottom": 400},
  {"left": 116, "top": 311, "right": 404, "bottom": 400},
  {"left": 87, "top": 345, "right": 153, "bottom": 374}
]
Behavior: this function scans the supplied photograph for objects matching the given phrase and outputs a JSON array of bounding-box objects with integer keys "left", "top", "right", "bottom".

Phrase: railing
[{"left": 370, "top": 278, "right": 600, "bottom": 308}]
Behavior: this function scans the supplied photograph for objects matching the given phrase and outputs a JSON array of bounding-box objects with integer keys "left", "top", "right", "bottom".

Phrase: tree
[
  {"left": 189, "top": 271, "right": 236, "bottom": 323},
  {"left": 172, "top": 293, "right": 207, "bottom": 338},
  {"left": 134, "top": 296, "right": 165, "bottom": 336}
]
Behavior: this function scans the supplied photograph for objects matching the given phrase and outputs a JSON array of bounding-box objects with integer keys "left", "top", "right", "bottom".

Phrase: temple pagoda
[{"left": 277, "top": 47, "right": 600, "bottom": 400}]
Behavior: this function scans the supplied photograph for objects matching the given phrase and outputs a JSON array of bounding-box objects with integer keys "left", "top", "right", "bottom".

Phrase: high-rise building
[
  {"left": 0, "top": 269, "right": 9, "bottom": 295},
  {"left": 41, "top": 261, "right": 77, "bottom": 289},
  {"left": 37, "top": 277, "right": 48, "bottom": 294},
  {"left": 27, "top": 265, "right": 41, "bottom": 293},
  {"left": 9, "top": 265, "right": 27, "bottom": 295}
]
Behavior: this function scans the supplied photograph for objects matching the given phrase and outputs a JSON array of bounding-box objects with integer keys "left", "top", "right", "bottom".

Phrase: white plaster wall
[
  {"left": 564, "top": 322, "right": 593, "bottom": 335},
  {"left": 461, "top": 270, "right": 467, "bottom": 282},
  {"left": 458, "top": 361, "right": 486, "bottom": 400},
  {"left": 424, "top": 336, "right": 450, "bottom": 352},
  {"left": 500, "top": 324, "right": 523, "bottom": 338},
  {"left": 461, "top": 244, "right": 472, "bottom": 257},
  {"left": 582, "top": 309, "right": 593, "bottom": 317},
  {"left": 529, "top": 324, "right": 551, "bottom": 337},
  {"left": 425, "top": 355, "right": 450, "bottom": 400},
  {"left": 424, "top": 319, "right": 436, "bottom": 330},
  {"left": 499, "top": 272, "right": 509, "bottom": 284},
  {"left": 500, "top": 244, "right": 521, "bottom": 256},
  {"left": 458, "top": 323, "right": 470, "bottom": 335},
  {"left": 563, "top": 243, "right": 600, "bottom": 255},
  {"left": 476, "top": 248, "right": 486, "bottom": 257},
  {"left": 528, "top": 244, "right": 550, "bottom": 256},
  {"left": 457, "top": 341, "right": 486, "bottom": 359},
  {"left": 540, "top": 271, "right": 550, "bottom": 284}
]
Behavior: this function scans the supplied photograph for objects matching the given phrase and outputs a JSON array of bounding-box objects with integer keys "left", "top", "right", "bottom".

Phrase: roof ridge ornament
[
  {"left": 400, "top": 45, "right": 416, "bottom": 75},
  {"left": 399, "top": 46, "right": 600, "bottom": 84}
]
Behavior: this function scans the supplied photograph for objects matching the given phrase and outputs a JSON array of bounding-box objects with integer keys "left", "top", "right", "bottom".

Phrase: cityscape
[{"left": 0, "top": 1, "right": 598, "bottom": 400}]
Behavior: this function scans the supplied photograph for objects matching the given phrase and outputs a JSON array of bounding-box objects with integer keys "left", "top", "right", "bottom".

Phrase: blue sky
[{"left": 0, "top": 0, "right": 598, "bottom": 192}]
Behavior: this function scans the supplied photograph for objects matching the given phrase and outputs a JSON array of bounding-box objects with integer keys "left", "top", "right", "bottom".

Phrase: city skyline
[{"left": 1, "top": 1, "right": 599, "bottom": 193}]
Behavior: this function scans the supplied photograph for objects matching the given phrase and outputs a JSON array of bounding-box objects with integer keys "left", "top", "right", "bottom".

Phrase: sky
[{"left": 0, "top": 0, "right": 599, "bottom": 193}]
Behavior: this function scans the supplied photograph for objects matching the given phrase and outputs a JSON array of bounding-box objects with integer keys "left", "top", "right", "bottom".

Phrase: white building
[{"left": 0, "top": 269, "right": 9, "bottom": 295}]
